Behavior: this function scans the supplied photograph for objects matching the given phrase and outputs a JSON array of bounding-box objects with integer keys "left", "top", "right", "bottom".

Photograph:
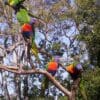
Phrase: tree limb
[
  {"left": 0, "top": 41, "right": 23, "bottom": 52},
  {"left": 0, "top": 65, "right": 71, "bottom": 97}
]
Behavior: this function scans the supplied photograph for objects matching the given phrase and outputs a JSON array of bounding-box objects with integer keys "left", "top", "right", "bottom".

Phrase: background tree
[
  {"left": 75, "top": 0, "right": 100, "bottom": 67},
  {"left": 74, "top": 0, "right": 100, "bottom": 99}
]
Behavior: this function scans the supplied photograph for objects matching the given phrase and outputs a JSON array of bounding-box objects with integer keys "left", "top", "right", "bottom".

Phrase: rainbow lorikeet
[
  {"left": 47, "top": 61, "right": 58, "bottom": 76},
  {"left": 21, "top": 23, "right": 39, "bottom": 61},
  {"left": 66, "top": 62, "right": 83, "bottom": 80},
  {"left": 41, "top": 61, "right": 59, "bottom": 94}
]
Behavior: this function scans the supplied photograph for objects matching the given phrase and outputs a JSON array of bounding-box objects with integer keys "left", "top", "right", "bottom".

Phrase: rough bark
[
  {"left": 23, "top": 76, "right": 29, "bottom": 100},
  {"left": 14, "top": 74, "right": 22, "bottom": 100},
  {"left": 70, "top": 78, "right": 81, "bottom": 100}
]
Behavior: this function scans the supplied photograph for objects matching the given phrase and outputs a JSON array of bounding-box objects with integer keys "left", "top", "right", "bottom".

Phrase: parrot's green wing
[{"left": 16, "top": 9, "right": 30, "bottom": 25}]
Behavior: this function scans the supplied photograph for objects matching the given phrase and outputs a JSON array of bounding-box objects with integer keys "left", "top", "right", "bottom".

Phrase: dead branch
[{"left": 0, "top": 64, "right": 71, "bottom": 97}]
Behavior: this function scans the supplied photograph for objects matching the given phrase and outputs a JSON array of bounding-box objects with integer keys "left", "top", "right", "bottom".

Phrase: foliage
[
  {"left": 75, "top": 0, "right": 100, "bottom": 66},
  {"left": 77, "top": 67, "right": 100, "bottom": 100}
]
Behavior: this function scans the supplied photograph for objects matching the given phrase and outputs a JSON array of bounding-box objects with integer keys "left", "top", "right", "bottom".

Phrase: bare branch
[
  {"left": 0, "top": 41, "right": 23, "bottom": 52},
  {"left": 0, "top": 65, "right": 71, "bottom": 97}
]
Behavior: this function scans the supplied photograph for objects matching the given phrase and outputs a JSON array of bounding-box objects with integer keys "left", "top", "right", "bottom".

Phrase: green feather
[{"left": 16, "top": 9, "right": 30, "bottom": 25}]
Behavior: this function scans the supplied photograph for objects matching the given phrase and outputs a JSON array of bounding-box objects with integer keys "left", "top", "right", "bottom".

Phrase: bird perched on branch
[
  {"left": 66, "top": 55, "right": 83, "bottom": 80},
  {"left": 42, "top": 56, "right": 60, "bottom": 94}
]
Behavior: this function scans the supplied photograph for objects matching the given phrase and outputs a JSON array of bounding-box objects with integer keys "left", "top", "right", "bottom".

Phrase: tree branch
[
  {"left": 6, "top": 41, "right": 23, "bottom": 52},
  {"left": 0, "top": 41, "right": 23, "bottom": 52},
  {"left": 0, "top": 65, "right": 71, "bottom": 97}
]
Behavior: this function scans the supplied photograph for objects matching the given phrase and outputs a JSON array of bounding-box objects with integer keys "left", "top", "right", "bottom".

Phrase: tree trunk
[
  {"left": 68, "top": 78, "right": 81, "bottom": 100},
  {"left": 23, "top": 76, "right": 29, "bottom": 100},
  {"left": 14, "top": 74, "right": 22, "bottom": 100},
  {"left": 2, "top": 72, "right": 10, "bottom": 100}
]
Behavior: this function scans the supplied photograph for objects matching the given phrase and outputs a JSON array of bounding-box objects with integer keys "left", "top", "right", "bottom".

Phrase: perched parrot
[
  {"left": 21, "top": 20, "right": 39, "bottom": 61},
  {"left": 66, "top": 62, "right": 83, "bottom": 80},
  {"left": 41, "top": 58, "right": 59, "bottom": 94},
  {"left": 47, "top": 61, "right": 58, "bottom": 76},
  {"left": 5, "top": 0, "right": 41, "bottom": 61}
]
